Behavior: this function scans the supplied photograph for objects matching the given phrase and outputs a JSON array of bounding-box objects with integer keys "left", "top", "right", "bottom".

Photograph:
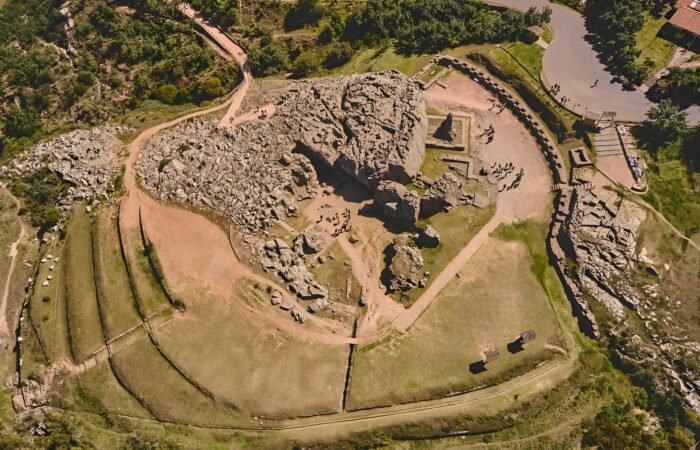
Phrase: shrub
[
  {"left": 325, "top": 42, "right": 353, "bottom": 68},
  {"left": 3, "top": 106, "right": 41, "bottom": 138}
]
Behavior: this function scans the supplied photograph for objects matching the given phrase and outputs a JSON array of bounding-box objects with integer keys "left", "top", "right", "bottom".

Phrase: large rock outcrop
[
  {"left": 419, "top": 173, "right": 465, "bottom": 218},
  {"left": 374, "top": 181, "right": 420, "bottom": 225},
  {"left": 136, "top": 71, "right": 427, "bottom": 233},
  {"left": 288, "top": 71, "right": 427, "bottom": 188},
  {"left": 384, "top": 235, "right": 425, "bottom": 293}
]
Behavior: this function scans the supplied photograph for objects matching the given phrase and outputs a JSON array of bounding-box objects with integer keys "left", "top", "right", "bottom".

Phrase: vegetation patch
[
  {"left": 349, "top": 238, "right": 563, "bottom": 409},
  {"left": 92, "top": 208, "right": 142, "bottom": 339},
  {"left": 64, "top": 205, "right": 105, "bottom": 362}
]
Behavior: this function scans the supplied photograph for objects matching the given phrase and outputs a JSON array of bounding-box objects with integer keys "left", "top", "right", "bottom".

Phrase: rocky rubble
[
  {"left": 136, "top": 71, "right": 427, "bottom": 233},
  {"left": 261, "top": 229, "right": 331, "bottom": 314},
  {"left": 562, "top": 190, "right": 645, "bottom": 317},
  {"left": 384, "top": 235, "right": 425, "bottom": 293},
  {"left": 1, "top": 124, "right": 130, "bottom": 208}
]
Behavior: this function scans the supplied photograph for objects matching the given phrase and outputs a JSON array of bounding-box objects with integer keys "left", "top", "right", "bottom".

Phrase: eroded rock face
[
  {"left": 374, "top": 180, "right": 420, "bottom": 225},
  {"left": 417, "top": 225, "right": 441, "bottom": 248},
  {"left": 420, "top": 172, "right": 465, "bottom": 218},
  {"left": 562, "top": 190, "right": 645, "bottom": 317},
  {"left": 136, "top": 71, "right": 427, "bottom": 233},
  {"left": 385, "top": 235, "right": 424, "bottom": 293},
  {"left": 287, "top": 71, "right": 427, "bottom": 188}
]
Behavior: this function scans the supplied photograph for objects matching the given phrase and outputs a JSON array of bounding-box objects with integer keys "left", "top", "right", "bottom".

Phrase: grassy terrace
[
  {"left": 28, "top": 239, "right": 70, "bottom": 363},
  {"left": 153, "top": 280, "right": 350, "bottom": 417},
  {"left": 64, "top": 205, "right": 105, "bottom": 362},
  {"left": 110, "top": 328, "right": 243, "bottom": 426},
  {"left": 120, "top": 227, "right": 172, "bottom": 316},
  {"left": 349, "top": 235, "right": 564, "bottom": 410},
  {"left": 0, "top": 188, "right": 20, "bottom": 293},
  {"left": 92, "top": 208, "right": 143, "bottom": 339}
]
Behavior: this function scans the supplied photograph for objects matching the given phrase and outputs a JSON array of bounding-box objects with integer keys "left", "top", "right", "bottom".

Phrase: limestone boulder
[
  {"left": 374, "top": 181, "right": 420, "bottom": 225},
  {"left": 420, "top": 173, "right": 464, "bottom": 218}
]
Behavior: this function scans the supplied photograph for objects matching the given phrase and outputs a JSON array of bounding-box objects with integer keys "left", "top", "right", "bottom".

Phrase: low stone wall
[{"left": 420, "top": 56, "right": 600, "bottom": 338}]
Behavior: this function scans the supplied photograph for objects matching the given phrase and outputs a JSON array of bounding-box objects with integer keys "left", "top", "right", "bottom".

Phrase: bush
[
  {"left": 248, "top": 40, "right": 290, "bottom": 76},
  {"left": 3, "top": 106, "right": 41, "bottom": 138},
  {"left": 292, "top": 50, "right": 321, "bottom": 77},
  {"left": 155, "top": 84, "right": 178, "bottom": 105},
  {"left": 11, "top": 169, "right": 67, "bottom": 231},
  {"left": 325, "top": 42, "right": 353, "bottom": 68}
]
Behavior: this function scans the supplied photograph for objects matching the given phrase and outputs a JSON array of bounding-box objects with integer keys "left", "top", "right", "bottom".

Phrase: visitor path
[
  {"left": 0, "top": 185, "right": 25, "bottom": 335},
  {"left": 484, "top": 0, "right": 653, "bottom": 121}
]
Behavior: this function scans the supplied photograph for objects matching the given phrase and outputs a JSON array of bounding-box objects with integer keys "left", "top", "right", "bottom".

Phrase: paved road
[{"left": 486, "top": 0, "right": 654, "bottom": 121}]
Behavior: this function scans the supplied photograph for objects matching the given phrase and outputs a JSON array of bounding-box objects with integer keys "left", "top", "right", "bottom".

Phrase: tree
[
  {"left": 3, "top": 106, "right": 41, "bottom": 138},
  {"left": 646, "top": 99, "right": 689, "bottom": 143},
  {"left": 284, "top": 0, "right": 325, "bottom": 31},
  {"left": 248, "top": 41, "right": 290, "bottom": 76},
  {"left": 202, "top": 76, "right": 223, "bottom": 99},
  {"left": 648, "top": 67, "right": 700, "bottom": 109},
  {"left": 324, "top": 42, "right": 353, "bottom": 68},
  {"left": 292, "top": 51, "right": 321, "bottom": 77},
  {"left": 155, "top": 84, "right": 178, "bottom": 105}
]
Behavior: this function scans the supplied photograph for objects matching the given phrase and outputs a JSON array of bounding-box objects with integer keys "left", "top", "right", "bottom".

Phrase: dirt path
[
  {"left": 0, "top": 185, "right": 26, "bottom": 335},
  {"left": 394, "top": 214, "right": 501, "bottom": 331},
  {"left": 82, "top": 351, "right": 575, "bottom": 439}
]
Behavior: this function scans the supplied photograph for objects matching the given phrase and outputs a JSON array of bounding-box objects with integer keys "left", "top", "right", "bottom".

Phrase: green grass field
[
  {"left": 28, "top": 239, "right": 71, "bottom": 362},
  {"left": 348, "top": 237, "right": 564, "bottom": 409},
  {"left": 396, "top": 204, "right": 496, "bottom": 306},
  {"left": 64, "top": 206, "right": 105, "bottom": 362},
  {"left": 153, "top": 279, "right": 350, "bottom": 417},
  {"left": 636, "top": 14, "right": 676, "bottom": 73},
  {"left": 332, "top": 46, "right": 432, "bottom": 77},
  {"left": 92, "top": 208, "right": 142, "bottom": 339}
]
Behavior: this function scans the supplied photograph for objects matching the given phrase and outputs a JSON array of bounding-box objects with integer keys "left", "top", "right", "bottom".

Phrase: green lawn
[
  {"left": 505, "top": 41, "right": 544, "bottom": 77},
  {"left": 636, "top": 14, "right": 676, "bottom": 73},
  {"left": 349, "top": 236, "right": 564, "bottom": 410}
]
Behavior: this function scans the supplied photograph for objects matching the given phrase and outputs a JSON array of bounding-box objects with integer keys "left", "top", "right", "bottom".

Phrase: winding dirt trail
[{"left": 0, "top": 185, "right": 26, "bottom": 335}]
